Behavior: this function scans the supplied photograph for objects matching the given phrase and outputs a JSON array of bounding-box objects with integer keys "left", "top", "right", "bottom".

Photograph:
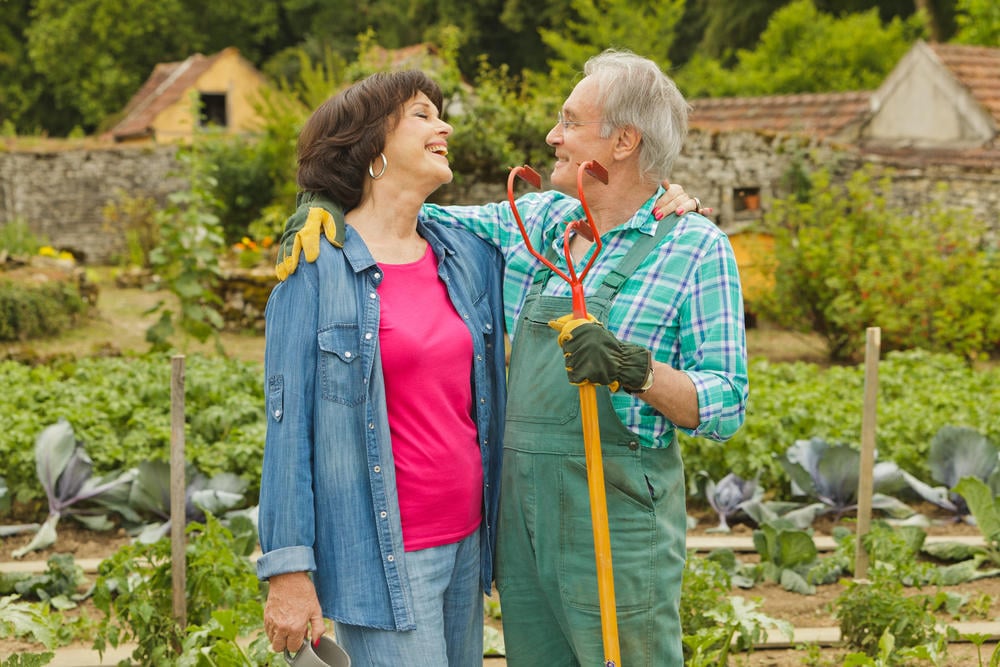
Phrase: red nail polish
[
  {"left": 313, "top": 637, "right": 321, "bottom": 647},
  {"left": 653, "top": 210, "right": 663, "bottom": 220},
  {"left": 675, "top": 208, "right": 684, "bottom": 216}
]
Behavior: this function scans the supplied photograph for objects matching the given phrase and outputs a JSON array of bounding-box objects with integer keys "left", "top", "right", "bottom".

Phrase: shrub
[
  {"left": 0, "top": 279, "right": 88, "bottom": 342},
  {"left": 759, "top": 165, "right": 1000, "bottom": 363}
]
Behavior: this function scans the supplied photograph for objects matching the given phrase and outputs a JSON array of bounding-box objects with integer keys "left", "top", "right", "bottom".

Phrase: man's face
[{"left": 545, "top": 77, "right": 615, "bottom": 196}]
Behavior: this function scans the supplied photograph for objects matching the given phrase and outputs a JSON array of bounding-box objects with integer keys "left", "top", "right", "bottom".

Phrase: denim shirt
[{"left": 256, "top": 203, "right": 507, "bottom": 631}]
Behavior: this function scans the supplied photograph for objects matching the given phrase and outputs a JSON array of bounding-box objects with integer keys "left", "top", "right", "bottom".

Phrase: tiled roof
[
  {"left": 110, "top": 50, "right": 228, "bottom": 141},
  {"left": 688, "top": 91, "right": 871, "bottom": 139},
  {"left": 927, "top": 42, "right": 1000, "bottom": 126}
]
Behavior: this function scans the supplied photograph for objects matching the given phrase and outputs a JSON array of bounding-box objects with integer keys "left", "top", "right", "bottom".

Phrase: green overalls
[{"left": 496, "top": 218, "right": 687, "bottom": 667}]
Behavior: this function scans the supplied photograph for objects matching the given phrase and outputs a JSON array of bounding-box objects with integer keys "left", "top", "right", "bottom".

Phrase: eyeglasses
[{"left": 556, "top": 111, "right": 604, "bottom": 130}]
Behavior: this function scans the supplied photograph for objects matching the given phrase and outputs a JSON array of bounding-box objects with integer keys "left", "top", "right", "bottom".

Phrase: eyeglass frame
[{"left": 556, "top": 111, "right": 605, "bottom": 130}]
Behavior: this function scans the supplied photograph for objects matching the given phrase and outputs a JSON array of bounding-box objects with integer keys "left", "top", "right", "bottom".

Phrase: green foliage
[
  {"left": 101, "top": 192, "right": 160, "bottom": 268},
  {"left": 680, "top": 554, "right": 793, "bottom": 667},
  {"left": 0, "top": 354, "right": 264, "bottom": 511},
  {"left": 676, "top": 0, "right": 921, "bottom": 97},
  {"left": 835, "top": 571, "right": 939, "bottom": 659},
  {"left": 0, "top": 279, "right": 88, "bottom": 342},
  {"left": 0, "top": 218, "right": 47, "bottom": 256},
  {"left": 954, "top": 0, "right": 1000, "bottom": 45},
  {"left": 758, "top": 165, "right": 1000, "bottom": 362},
  {"left": 93, "top": 514, "right": 264, "bottom": 666},
  {"left": 680, "top": 349, "right": 1000, "bottom": 499},
  {"left": 752, "top": 521, "right": 819, "bottom": 593},
  {"left": 445, "top": 56, "right": 561, "bottom": 190},
  {"left": 147, "top": 147, "right": 226, "bottom": 353},
  {"left": 539, "top": 0, "right": 684, "bottom": 81}
]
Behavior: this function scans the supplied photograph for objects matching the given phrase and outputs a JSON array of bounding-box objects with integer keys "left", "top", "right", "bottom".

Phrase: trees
[{"left": 674, "top": 0, "right": 921, "bottom": 97}]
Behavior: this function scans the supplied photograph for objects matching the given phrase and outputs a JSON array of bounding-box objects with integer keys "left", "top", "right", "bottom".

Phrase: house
[
  {"left": 108, "top": 47, "right": 271, "bottom": 143},
  {"left": 678, "top": 40, "right": 1000, "bottom": 312}
]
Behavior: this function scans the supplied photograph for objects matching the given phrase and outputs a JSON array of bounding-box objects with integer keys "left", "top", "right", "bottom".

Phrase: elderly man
[{"left": 420, "top": 49, "right": 748, "bottom": 666}]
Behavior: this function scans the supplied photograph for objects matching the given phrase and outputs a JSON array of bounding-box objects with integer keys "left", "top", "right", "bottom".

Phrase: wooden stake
[
  {"left": 170, "top": 355, "right": 187, "bottom": 632},
  {"left": 854, "top": 328, "right": 880, "bottom": 579}
]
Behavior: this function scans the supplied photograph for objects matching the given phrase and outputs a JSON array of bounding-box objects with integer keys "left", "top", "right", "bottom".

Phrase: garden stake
[{"left": 507, "top": 162, "right": 621, "bottom": 667}]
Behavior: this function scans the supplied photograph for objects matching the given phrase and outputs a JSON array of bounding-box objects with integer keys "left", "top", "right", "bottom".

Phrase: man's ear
[{"left": 613, "top": 125, "right": 642, "bottom": 160}]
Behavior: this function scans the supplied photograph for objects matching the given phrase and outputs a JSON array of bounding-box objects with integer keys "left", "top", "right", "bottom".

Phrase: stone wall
[
  {"left": 0, "top": 145, "right": 183, "bottom": 264},
  {"left": 2, "top": 132, "right": 997, "bottom": 268}
]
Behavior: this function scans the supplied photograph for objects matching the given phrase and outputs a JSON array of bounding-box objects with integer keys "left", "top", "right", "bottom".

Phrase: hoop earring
[{"left": 368, "top": 153, "right": 388, "bottom": 180}]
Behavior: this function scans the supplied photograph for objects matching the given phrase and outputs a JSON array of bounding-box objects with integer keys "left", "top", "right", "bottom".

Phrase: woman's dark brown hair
[{"left": 296, "top": 70, "right": 444, "bottom": 209}]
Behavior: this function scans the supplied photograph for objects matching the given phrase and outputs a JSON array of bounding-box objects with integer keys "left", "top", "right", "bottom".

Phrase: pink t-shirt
[{"left": 377, "top": 244, "right": 482, "bottom": 551}]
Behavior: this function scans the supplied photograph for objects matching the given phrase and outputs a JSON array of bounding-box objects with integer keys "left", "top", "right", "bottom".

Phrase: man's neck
[{"left": 584, "top": 181, "right": 658, "bottom": 235}]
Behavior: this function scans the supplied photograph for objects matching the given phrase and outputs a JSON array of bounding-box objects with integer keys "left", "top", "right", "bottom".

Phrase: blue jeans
[{"left": 334, "top": 529, "right": 483, "bottom": 666}]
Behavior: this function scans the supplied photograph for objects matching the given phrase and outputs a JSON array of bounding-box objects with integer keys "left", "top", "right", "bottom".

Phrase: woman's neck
[{"left": 346, "top": 196, "right": 427, "bottom": 264}]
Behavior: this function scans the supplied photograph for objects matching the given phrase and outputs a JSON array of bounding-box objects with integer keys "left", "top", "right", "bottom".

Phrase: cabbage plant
[
  {"left": 900, "top": 425, "right": 1000, "bottom": 524},
  {"left": 777, "top": 437, "right": 913, "bottom": 525},
  {"left": 126, "top": 459, "right": 250, "bottom": 543},
  {"left": 12, "top": 420, "right": 135, "bottom": 558},
  {"left": 699, "top": 472, "right": 763, "bottom": 532}
]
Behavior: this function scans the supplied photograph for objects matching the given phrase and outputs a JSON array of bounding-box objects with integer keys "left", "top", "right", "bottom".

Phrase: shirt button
[
  {"left": 273, "top": 409, "right": 282, "bottom": 418},
  {"left": 628, "top": 441, "right": 639, "bottom": 451},
  {"left": 365, "top": 333, "right": 373, "bottom": 340},
  {"left": 373, "top": 465, "right": 381, "bottom": 473},
  {"left": 480, "top": 397, "right": 486, "bottom": 404},
  {"left": 344, "top": 351, "right": 352, "bottom": 358},
  {"left": 387, "top": 554, "right": 394, "bottom": 562},
  {"left": 374, "top": 272, "right": 381, "bottom": 280},
  {"left": 369, "top": 423, "right": 375, "bottom": 429},
  {"left": 369, "top": 292, "right": 377, "bottom": 299},
  {"left": 380, "top": 511, "right": 387, "bottom": 518}
]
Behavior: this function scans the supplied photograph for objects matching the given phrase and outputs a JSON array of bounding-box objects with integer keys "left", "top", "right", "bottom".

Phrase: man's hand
[
  {"left": 652, "top": 181, "right": 712, "bottom": 220},
  {"left": 263, "top": 571, "right": 326, "bottom": 653},
  {"left": 549, "top": 315, "right": 651, "bottom": 393}
]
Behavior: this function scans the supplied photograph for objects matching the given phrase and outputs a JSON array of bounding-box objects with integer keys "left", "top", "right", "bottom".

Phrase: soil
[{"left": 3, "top": 273, "right": 997, "bottom": 664}]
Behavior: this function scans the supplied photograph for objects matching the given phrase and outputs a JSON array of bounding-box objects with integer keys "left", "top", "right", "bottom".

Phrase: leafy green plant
[
  {"left": 146, "top": 147, "right": 227, "bottom": 354},
  {"left": 93, "top": 514, "right": 263, "bottom": 666},
  {"left": 0, "top": 594, "right": 59, "bottom": 648},
  {"left": 835, "top": 568, "right": 940, "bottom": 659},
  {"left": 901, "top": 426, "right": 1000, "bottom": 524},
  {"left": 926, "top": 477, "right": 1000, "bottom": 570},
  {"left": 752, "top": 520, "right": 820, "bottom": 594},
  {"left": 12, "top": 420, "right": 134, "bottom": 558},
  {"left": 681, "top": 553, "right": 791, "bottom": 665}
]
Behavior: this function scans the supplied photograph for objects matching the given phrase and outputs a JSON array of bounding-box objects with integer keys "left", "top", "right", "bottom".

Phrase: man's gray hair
[{"left": 584, "top": 49, "right": 689, "bottom": 183}]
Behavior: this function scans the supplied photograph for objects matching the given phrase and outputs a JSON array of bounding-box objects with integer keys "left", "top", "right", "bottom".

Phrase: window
[
  {"left": 733, "top": 187, "right": 761, "bottom": 212},
  {"left": 199, "top": 93, "right": 228, "bottom": 128}
]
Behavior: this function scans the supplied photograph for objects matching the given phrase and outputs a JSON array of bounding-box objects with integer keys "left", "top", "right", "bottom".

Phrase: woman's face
[{"left": 381, "top": 92, "right": 453, "bottom": 193}]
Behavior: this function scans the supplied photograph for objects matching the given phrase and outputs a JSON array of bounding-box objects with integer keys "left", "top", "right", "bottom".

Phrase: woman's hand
[
  {"left": 263, "top": 571, "right": 326, "bottom": 653},
  {"left": 652, "top": 181, "right": 712, "bottom": 220}
]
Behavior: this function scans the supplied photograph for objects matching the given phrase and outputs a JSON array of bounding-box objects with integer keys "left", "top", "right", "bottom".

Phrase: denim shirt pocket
[{"left": 318, "top": 324, "right": 365, "bottom": 406}]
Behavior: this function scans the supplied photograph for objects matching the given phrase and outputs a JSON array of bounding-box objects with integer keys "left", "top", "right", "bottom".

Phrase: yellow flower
[{"left": 39, "top": 246, "right": 57, "bottom": 257}]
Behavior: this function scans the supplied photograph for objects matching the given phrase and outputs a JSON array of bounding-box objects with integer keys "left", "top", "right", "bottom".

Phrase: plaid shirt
[{"left": 420, "top": 187, "right": 748, "bottom": 445}]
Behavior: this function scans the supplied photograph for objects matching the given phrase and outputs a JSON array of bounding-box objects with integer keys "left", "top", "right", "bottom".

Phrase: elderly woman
[{"left": 255, "top": 70, "right": 507, "bottom": 667}]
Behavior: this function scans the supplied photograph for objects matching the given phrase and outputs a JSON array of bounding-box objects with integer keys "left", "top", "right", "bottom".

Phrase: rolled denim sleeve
[{"left": 257, "top": 258, "right": 321, "bottom": 580}]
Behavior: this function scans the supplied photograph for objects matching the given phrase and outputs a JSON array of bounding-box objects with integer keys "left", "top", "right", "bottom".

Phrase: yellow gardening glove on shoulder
[{"left": 275, "top": 206, "right": 345, "bottom": 281}]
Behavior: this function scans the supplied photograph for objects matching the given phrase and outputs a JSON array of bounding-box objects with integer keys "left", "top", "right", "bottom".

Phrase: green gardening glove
[{"left": 548, "top": 314, "right": 651, "bottom": 393}]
